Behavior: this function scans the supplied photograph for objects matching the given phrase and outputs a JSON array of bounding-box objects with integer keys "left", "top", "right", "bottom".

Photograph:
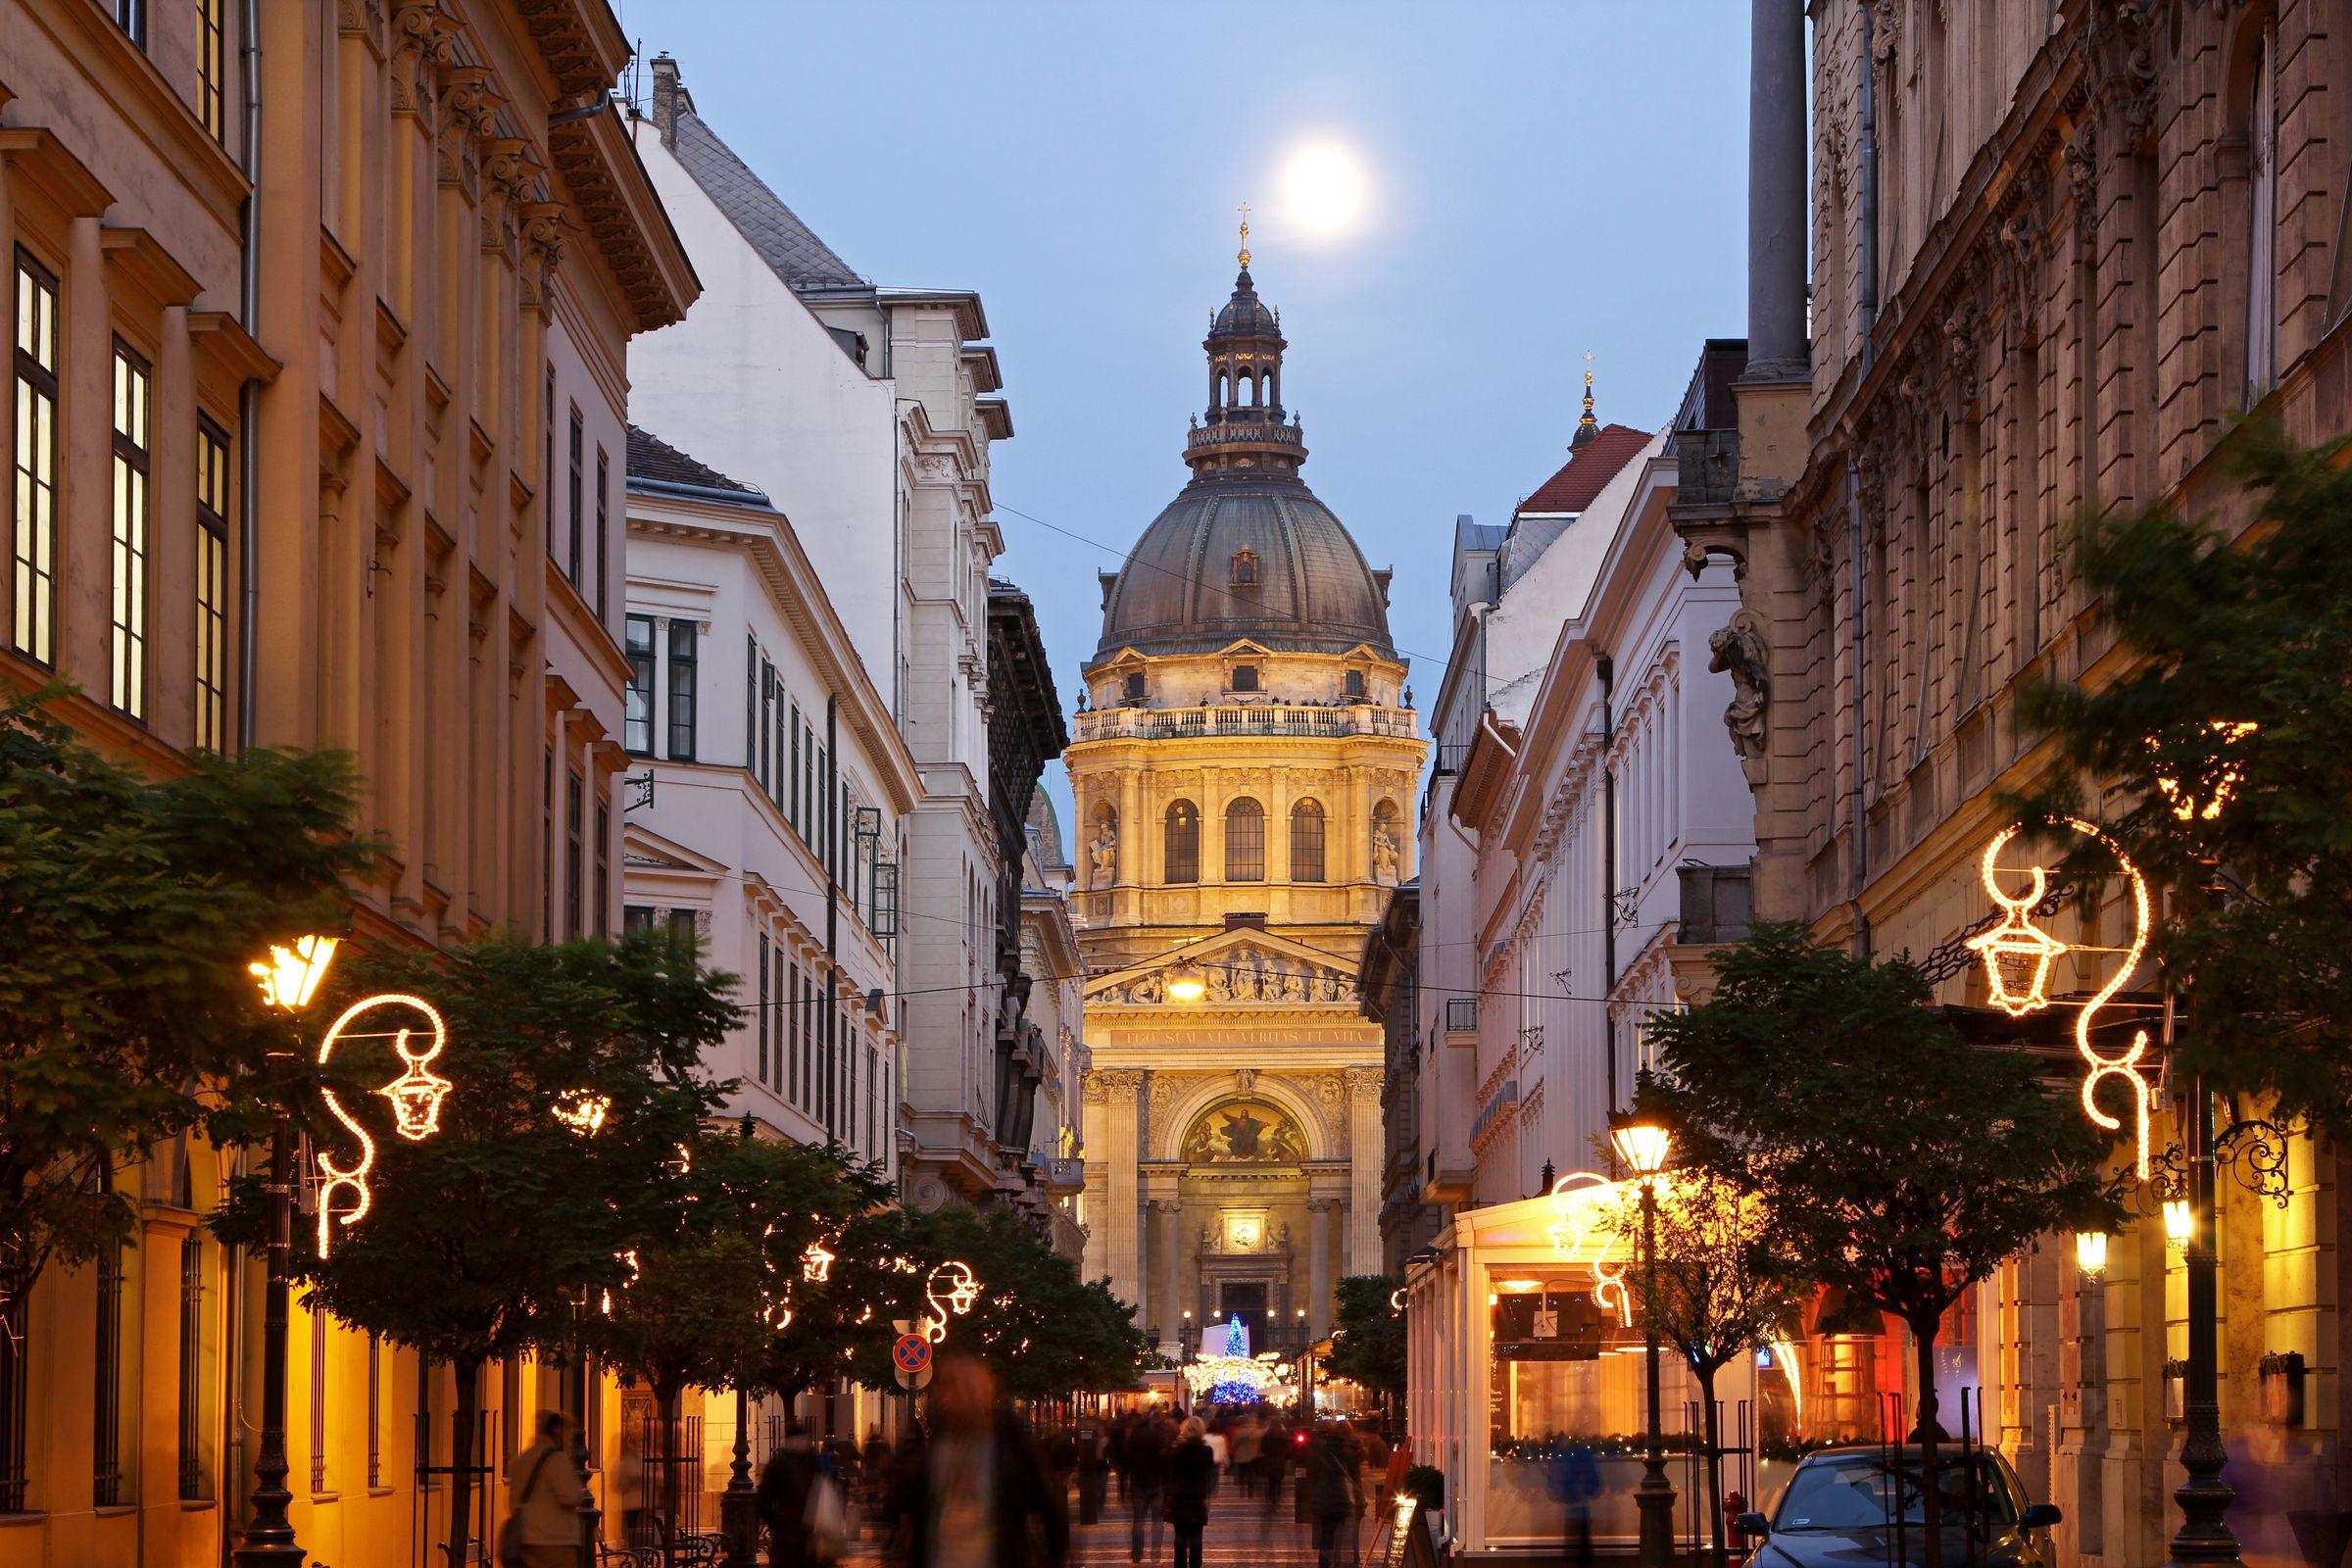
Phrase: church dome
[{"left": 1093, "top": 250, "right": 1394, "bottom": 664}]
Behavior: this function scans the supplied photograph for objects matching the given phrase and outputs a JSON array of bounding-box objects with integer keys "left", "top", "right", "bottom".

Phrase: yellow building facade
[{"left": 1070, "top": 249, "right": 1423, "bottom": 1360}]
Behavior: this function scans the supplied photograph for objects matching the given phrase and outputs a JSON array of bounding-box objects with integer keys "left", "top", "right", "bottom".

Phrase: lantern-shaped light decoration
[
  {"left": 251, "top": 934, "right": 339, "bottom": 1012},
  {"left": 2074, "top": 1232, "right": 2110, "bottom": 1276},
  {"left": 314, "top": 994, "right": 450, "bottom": 1257},
  {"left": 381, "top": 1020, "right": 454, "bottom": 1141},
  {"left": 2164, "top": 1198, "right": 2194, "bottom": 1249},
  {"left": 1609, "top": 1108, "right": 1673, "bottom": 1179},
  {"left": 1966, "top": 828, "right": 2071, "bottom": 1017}
]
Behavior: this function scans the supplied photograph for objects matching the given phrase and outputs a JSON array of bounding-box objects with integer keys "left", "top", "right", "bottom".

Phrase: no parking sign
[{"left": 893, "top": 1332, "right": 934, "bottom": 1390}]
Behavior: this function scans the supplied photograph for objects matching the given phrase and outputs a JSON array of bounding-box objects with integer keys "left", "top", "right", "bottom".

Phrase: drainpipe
[{"left": 1598, "top": 654, "right": 1620, "bottom": 1112}]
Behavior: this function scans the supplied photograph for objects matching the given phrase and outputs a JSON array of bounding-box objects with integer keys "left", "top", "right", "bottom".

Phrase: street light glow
[{"left": 251, "top": 934, "right": 338, "bottom": 1012}]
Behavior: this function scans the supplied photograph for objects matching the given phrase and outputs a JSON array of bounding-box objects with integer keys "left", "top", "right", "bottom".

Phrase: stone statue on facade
[
  {"left": 1708, "top": 615, "right": 1772, "bottom": 780},
  {"left": 1371, "top": 822, "right": 1400, "bottom": 883},
  {"left": 1088, "top": 819, "right": 1118, "bottom": 887}
]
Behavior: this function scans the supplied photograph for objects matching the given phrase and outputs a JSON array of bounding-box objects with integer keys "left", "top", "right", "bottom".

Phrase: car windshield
[{"left": 1774, "top": 1454, "right": 2018, "bottom": 1531}]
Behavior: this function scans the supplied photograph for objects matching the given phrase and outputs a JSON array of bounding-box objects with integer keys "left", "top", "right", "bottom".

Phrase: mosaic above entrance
[{"left": 1180, "top": 1099, "right": 1309, "bottom": 1164}]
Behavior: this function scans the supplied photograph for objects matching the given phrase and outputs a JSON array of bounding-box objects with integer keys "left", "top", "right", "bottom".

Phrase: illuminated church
[{"left": 1070, "top": 233, "right": 1425, "bottom": 1359}]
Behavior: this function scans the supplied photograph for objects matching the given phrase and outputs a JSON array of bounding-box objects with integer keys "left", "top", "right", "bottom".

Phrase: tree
[
  {"left": 1326, "top": 1274, "right": 1406, "bottom": 1430},
  {"left": 0, "top": 685, "right": 366, "bottom": 1299},
  {"left": 1601, "top": 1168, "right": 1807, "bottom": 1566},
  {"left": 2017, "top": 428, "right": 2352, "bottom": 1139},
  {"left": 220, "top": 930, "right": 732, "bottom": 1568},
  {"left": 1642, "top": 924, "right": 2120, "bottom": 1568}
]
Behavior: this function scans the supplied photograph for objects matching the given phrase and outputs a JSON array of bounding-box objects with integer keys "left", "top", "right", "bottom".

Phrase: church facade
[{"left": 1070, "top": 243, "right": 1425, "bottom": 1357}]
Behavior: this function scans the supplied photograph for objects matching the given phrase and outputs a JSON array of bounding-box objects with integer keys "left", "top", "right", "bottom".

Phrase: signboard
[
  {"left": 1383, "top": 1494, "right": 1437, "bottom": 1568},
  {"left": 1532, "top": 1309, "right": 1558, "bottom": 1340}
]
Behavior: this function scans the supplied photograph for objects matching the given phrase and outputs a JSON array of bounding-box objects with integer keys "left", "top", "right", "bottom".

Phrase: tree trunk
[
  {"left": 448, "top": 1355, "right": 483, "bottom": 1568},
  {"left": 654, "top": 1376, "right": 681, "bottom": 1568},
  {"left": 1698, "top": 1362, "right": 1727, "bottom": 1567},
  {"left": 1912, "top": 1326, "right": 1943, "bottom": 1568}
]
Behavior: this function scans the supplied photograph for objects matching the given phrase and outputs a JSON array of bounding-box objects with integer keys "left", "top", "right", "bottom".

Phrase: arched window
[
  {"left": 1231, "top": 548, "right": 1259, "bottom": 586},
  {"left": 1164, "top": 800, "right": 1200, "bottom": 884},
  {"left": 1290, "top": 799, "right": 1326, "bottom": 883},
  {"left": 1225, "top": 797, "right": 1265, "bottom": 882}
]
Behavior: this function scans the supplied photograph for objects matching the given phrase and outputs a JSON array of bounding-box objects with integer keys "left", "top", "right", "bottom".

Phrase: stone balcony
[{"left": 1072, "top": 702, "right": 1417, "bottom": 744}]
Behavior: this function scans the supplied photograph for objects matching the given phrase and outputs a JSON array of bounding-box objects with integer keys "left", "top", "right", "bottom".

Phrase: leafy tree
[
  {"left": 1326, "top": 1274, "right": 1406, "bottom": 1429},
  {"left": 220, "top": 930, "right": 731, "bottom": 1568},
  {"left": 1602, "top": 1167, "right": 1807, "bottom": 1565},
  {"left": 1642, "top": 924, "right": 2120, "bottom": 1568},
  {"left": 843, "top": 1204, "right": 1151, "bottom": 1401},
  {"left": 2017, "top": 428, "right": 2352, "bottom": 1138},
  {"left": 0, "top": 685, "right": 366, "bottom": 1297}
]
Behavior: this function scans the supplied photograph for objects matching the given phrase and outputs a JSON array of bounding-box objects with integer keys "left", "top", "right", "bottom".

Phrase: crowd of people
[{"left": 748, "top": 1354, "right": 1397, "bottom": 1568}]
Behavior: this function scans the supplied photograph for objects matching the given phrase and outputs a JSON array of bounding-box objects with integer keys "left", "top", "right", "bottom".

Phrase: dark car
[{"left": 1735, "top": 1445, "right": 2063, "bottom": 1568}]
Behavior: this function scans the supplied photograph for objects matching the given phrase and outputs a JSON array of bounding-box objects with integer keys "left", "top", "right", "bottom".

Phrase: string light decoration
[
  {"left": 602, "top": 1249, "right": 641, "bottom": 1316},
  {"left": 551, "top": 1092, "right": 610, "bottom": 1135},
  {"left": 802, "top": 1235, "right": 837, "bottom": 1284},
  {"left": 250, "top": 935, "right": 340, "bottom": 1012},
  {"left": 314, "top": 994, "right": 451, "bottom": 1257},
  {"left": 1545, "top": 1170, "right": 1638, "bottom": 1327},
  {"left": 1388, "top": 1286, "right": 1406, "bottom": 1314},
  {"left": 921, "top": 1260, "right": 981, "bottom": 1344},
  {"left": 1970, "top": 820, "right": 2156, "bottom": 1178},
  {"left": 2153, "top": 721, "right": 2259, "bottom": 821}
]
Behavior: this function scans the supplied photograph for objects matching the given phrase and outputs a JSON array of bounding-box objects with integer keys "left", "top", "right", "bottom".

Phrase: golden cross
[
  {"left": 1237, "top": 202, "right": 1252, "bottom": 266},
  {"left": 1583, "top": 348, "right": 1596, "bottom": 387}
]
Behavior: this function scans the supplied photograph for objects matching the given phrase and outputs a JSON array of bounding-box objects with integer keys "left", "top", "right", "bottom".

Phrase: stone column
[
  {"left": 1091, "top": 1070, "right": 1144, "bottom": 1310},
  {"left": 1152, "top": 1199, "right": 1187, "bottom": 1357},
  {"left": 1345, "top": 1067, "right": 1385, "bottom": 1273},
  {"left": 1746, "top": 0, "right": 1810, "bottom": 379},
  {"left": 1307, "top": 1199, "right": 1336, "bottom": 1338}
]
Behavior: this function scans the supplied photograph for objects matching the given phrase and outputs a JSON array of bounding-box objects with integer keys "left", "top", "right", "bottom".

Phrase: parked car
[{"left": 1735, "top": 1445, "right": 2062, "bottom": 1568}]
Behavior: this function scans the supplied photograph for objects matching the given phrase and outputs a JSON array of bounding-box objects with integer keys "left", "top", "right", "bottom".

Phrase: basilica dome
[{"left": 1092, "top": 256, "right": 1395, "bottom": 663}]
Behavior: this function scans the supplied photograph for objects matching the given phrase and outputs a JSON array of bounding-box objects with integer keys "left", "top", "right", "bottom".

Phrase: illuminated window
[
  {"left": 177, "top": 1233, "right": 211, "bottom": 1499},
  {"left": 1225, "top": 797, "right": 1264, "bottom": 881},
  {"left": 111, "top": 342, "right": 152, "bottom": 718},
  {"left": 197, "top": 0, "right": 226, "bottom": 141},
  {"left": 94, "top": 1242, "right": 126, "bottom": 1505},
  {"left": 194, "top": 421, "right": 231, "bottom": 751},
  {"left": 1164, "top": 800, "right": 1200, "bottom": 884},
  {"left": 623, "top": 616, "right": 656, "bottom": 755},
  {"left": 665, "top": 620, "right": 697, "bottom": 760},
  {"left": 1290, "top": 799, "right": 1326, "bottom": 882},
  {"left": 12, "top": 253, "right": 60, "bottom": 664}
]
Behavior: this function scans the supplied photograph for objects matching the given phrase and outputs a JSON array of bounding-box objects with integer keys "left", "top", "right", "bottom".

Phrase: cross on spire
[
  {"left": 1238, "top": 202, "right": 1252, "bottom": 268},
  {"left": 1574, "top": 350, "right": 1600, "bottom": 449}
]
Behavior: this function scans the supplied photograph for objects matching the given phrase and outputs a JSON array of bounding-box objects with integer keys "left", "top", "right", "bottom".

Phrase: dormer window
[
  {"left": 1231, "top": 665, "right": 1259, "bottom": 694},
  {"left": 1231, "top": 548, "right": 1260, "bottom": 587},
  {"left": 1123, "top": 671, "right": 1147, "bottom": 704},
  {"left": 1345, "top": 668, "right": 1366, "bottom": 699}
]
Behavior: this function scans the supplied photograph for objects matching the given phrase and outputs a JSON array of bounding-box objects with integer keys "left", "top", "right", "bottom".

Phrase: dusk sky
[{"left": 627, "top": 1, "right": 1756, "bottom": 828}]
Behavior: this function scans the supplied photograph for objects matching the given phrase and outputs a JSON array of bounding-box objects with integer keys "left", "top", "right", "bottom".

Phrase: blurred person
[
  {"left": 1076, "top": 1414, "right": 1111, "bottom": 1525},
  {"left": 1124, "top": 1405, "right": 1173, "bottom": 1563},
  {"left": 884, "top": 1353, "right": 1067, "bottom": 1568},
  {"left": 1202, "top": 1420, "right": 1228, "bottom": 1494},
  {"left": 1165, "top": 1416, "right": 1216, "bottom": 1568},
  {"left": 1229, "top": 1414, "right": 1262, "bottom": 1498},
  {"left": 1305, "top": 1423, "right": 1363, "bottom": 1568},
  {"left": 502, "top": 1410, "right": 589, "bottom": 1568},
  {"left": 758, "top": 1422, "right": 823, "bottom": 1568}
]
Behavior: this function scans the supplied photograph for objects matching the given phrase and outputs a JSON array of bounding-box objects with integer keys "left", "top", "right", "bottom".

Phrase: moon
[{"left": 1280, "top": 142, "right": 1368, "bottom": 238}]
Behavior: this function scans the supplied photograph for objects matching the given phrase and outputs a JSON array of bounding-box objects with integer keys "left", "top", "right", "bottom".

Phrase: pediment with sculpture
[{"left": 1085, "top": 929, "right": 1361, "bottom": 1009}]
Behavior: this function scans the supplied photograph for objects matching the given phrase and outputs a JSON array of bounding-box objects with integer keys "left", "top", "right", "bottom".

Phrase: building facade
[
  {"left": 0, "top": 0, "right": 693, "bottom": 1560},
  {"left": 1021, "top": 795, "right": 1092, "bottom": 1261},
  {"left": 1069, "top": 248, "right": 1425, "bottom": 1355},
  {"left": 1674, "top": 3, "right": 2352, "bottom": 1562}
]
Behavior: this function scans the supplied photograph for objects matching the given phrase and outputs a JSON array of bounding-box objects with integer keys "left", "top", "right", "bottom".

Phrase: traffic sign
[{"left": 893, "top": 1333, "right": 933, "bottom": 1375}]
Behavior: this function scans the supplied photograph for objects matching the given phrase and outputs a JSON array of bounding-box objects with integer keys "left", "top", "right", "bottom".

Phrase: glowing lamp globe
[
  {"left": 2164, "top": 1199, "right": 2194, "bottom": 1247},
  {"left": 251, "top": 934, "right": 339, "bottom": 1012},
  {"left": 1166, "top": 965, "right": 1207, "bottom": 1004},
  {"left": 1609, "top": 1109, "right": 1673, "bottom": 1177},
  {"left": 2074, "top": 1232, "right": 2110, "bottom": 1276}
]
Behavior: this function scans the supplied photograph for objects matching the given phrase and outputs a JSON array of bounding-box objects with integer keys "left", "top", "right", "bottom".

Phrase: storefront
[{"left": 1404, "top": 1183, "right": 1802, "bottom": 1556}]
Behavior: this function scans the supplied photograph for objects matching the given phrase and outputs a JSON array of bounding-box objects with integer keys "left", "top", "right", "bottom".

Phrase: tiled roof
[
  {"left": 1516, "top": 422, "right": 1653, "bottom": 516},
  {"left": 625, "top": 424, "right": 767, "bottom": 500},
  {"left": 669, "top": 107, "right": 863, "bottom": 291}
]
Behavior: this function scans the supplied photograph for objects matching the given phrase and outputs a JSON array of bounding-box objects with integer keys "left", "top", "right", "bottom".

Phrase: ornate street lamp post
[
  {"left": 572, "top": 1289, "right": 604, "bottom": 1567},
  {"left": 1611, "top": 1105, "right": 1676, "bottom": 1568},
  {"left": 722, "top": 1116, "right": 760, "bottom": 1568}
]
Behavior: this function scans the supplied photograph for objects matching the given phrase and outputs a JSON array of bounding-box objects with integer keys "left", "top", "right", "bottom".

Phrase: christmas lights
[
  {"left": 1967, "top": 827, "right": 2072, "bottom": 1017},
  {"left": 1544, "top": 1170, "right": 1639, "bottom": 1327},
  {"left": 314, "top": 994, "right": 450, "bottom": 1257},
  {"left": 922, "top": 1259, "right": 980, "bottom": 1344},
  {"left": 2153, "top": 721, "right": 2259, "bottom": 822},
  {"left": 250, "top": 934, "right": 339, "bottom": 1012},
  {"left": 551, "top": 1092, "right": 610, "bottom": 1135},
  {"left": 802, "top": 1236, "right": 836, "bottom": 1284}
]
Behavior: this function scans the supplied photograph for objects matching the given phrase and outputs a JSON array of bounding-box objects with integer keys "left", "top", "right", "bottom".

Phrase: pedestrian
[
  {"left": 1261, "top": 1418, "right": 1294, "bottom": 1518},
  {"left": 1229, "top": 1414, "right": 1261, "bottom": 1499},
  {"left": 758, "top": 1424, "right": 824, "bottom": 1568},
  {"left": 1124, "top": 1406, "right": 1173, "bottom": 1563},
  {"left": 1202, "top": 1420, "right": 1228, "bottom": 1494},
  {"left": 882, "top": 1352, "right": 1068, "bottom": 1568},
  {"left": 1077, "top": 1416, "right": 1111, "bottom": 1525},
  {"left": 499, "top": 1410, "right": 589, "bottom": 1568},
  {"left": 1165, "top": 1416, "right": 1216, "bottom": 1568},
  {"left": 1305, "top": 1423, "right": 1363, "bottom": 1568}
]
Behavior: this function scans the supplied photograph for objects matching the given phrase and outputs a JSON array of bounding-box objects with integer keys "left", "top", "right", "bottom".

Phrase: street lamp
[
  {"left": 722, "top": 1116, "right": 760, "bottom": 1568},
  {"left": 1610, "top": 1104, "right": 1676, "bottom": 1568}
]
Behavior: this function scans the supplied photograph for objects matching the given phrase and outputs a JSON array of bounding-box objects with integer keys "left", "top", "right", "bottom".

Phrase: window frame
[
  {"left": 565, "top": 404, "right": 584, "bottom": 587},
  {"left": 1290, "top": 797, "right": 1327, "bottom": 883},
  {"left": 1163, "top": 799, "right": 1200, "bottom": 885},
  {"left": 194, "top": 419, "right": 232, "bottom": 751},
  {"left": 1224, "top": 796, "right": 1266, "bottom": 882},
  {"left": 110, "top": 338, "right": 153, "bottom": 719},
  {"left": 197, "top": 0, "right": 227, "bottom": 141},
  {"left": 623, "top": 615, "right": 657, "bottom": 756},
  {"left": 13, "top": 251, "right": 61, "bottom": 666},
  {"left": 665, "top": 619, "right": 698, "bottom": 760}
]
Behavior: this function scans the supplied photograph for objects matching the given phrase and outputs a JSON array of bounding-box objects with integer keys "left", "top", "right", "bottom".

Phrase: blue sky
[{"left": 626, "top": 0, "right": 1754, "bottom": 832}]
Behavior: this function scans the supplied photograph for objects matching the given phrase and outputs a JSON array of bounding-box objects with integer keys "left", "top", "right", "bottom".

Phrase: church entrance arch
[{"left": 1162, "top": 1085, "right": 1333, "bottom": 1353}]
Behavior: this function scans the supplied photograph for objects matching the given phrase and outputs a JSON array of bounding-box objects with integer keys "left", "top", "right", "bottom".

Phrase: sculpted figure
[
  {"left": 1371, "top": 823, "right": 1400, "bottom": 883},
  {"left": 1088, "top": 820, "right": 1118, "bottom": 886}
]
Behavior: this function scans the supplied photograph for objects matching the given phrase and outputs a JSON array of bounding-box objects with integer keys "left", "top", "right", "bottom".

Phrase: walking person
[
  {"left": 1124, "top": 1408, "right": 1173, "bottom": 1564},
  {"left": 1076, "top": 1416, "right": 1111, "bottom": 1526},
  {"left": 500, "top": 1410, "right": 589, "bottom": 1568},
  {"left": 1229, "top": 1414, "right": 1262, "bottom": 1499},
  {"left": 1305, "top": 1423, "right": 1363, "bottom": 1568},
  {"left": 757, "top": 1424, "right": 823, "bottom": 1568},
  {"left": 882, "top": 1352, "right": 1067, "bottom": 1568},
  {"left": 1165, "top": 1416, "right": 1216, "bottom": 1568}
]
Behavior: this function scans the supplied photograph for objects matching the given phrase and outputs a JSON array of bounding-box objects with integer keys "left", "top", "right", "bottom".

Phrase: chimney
[
  {"left": 1745, "top": 0, "right": 1810, "bottom": 380},
  {"left": 1224, "top": 911, "right": 1267, "bottom": 932},
  {"left": 650, "top": 53, "right": 683, "bottom": 147}
]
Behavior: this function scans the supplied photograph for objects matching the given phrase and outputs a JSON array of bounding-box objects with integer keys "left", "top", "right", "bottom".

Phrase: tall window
[
  {"left": 770, "top": 946, "right": 785, "bottom": 1093},
  {"left": 564, "top": 769, "right": 583, "bottom": 939},
  {"left": 789, "top": 959, "right": 804, "bottom": 1104},
  {"left": 110, "top": 343, "right": 153, "bottom": 717},
  {"left": 666, "top": 908, "right": 697, "bottom": 951},
  {"left": 177, "top": 1233, "right": 210, "bottom": 1499},
  {"left": 94, "top": 1243, "right": 126, "bottom": 1505},
  {"left": 594, "top": 447, "right": 609, "bottom": 619},
  {"left": 542, "top": 368, "right": 555, "bottom": 557},
  {"left": 770, "top": 675, "right": 787, "bottom": 809},
  {"left": 1230, "top": 664, "right": 1258, "bottom": 693},
  {"left": 1163, "top": 800, "right": 1200, "bottom": 884},
  {"left": 13, "top": 254, "right": 60, "bottom": 664},
  {"left": 194, "top": 422, "right": 231, "bottom": 751},
  {"left": 759, "top": 657, "right": 774, "bottom": 791},
  {"left": 1290, "top": 798, "right": 1327, "bottom": 883},
  {"left": 308, "top": 1304, "right": 326, "bottom": 1493},
  {"left": 197, "top": 0, "right": 227, "bottom": 140},
  {"left": 2246, "top": 29, "right": 2278, "bottom": 396},
  {"left": 758, "top": 932, "right": 771, "bottom": 1086},
  {"left": 365, "top": 1335, "right": 381, "bottom": 1490},
  {"left": 593, "top": 800, "right": 611, "bottom": 937},
  {"left": 565, "top": 406, "right": 584, "bottom": 586},
  {"left": 1225, "top": 797, "right": 1265, "bottom": 882},
  {"left": 665, "top": 620, "right": 697, "bottom": 760},
  {"left": 623, "top": 615, "right": 656, "bottom": 755},
  {"left": 113, "top": 0, "right": 144, "bottom": 46}
]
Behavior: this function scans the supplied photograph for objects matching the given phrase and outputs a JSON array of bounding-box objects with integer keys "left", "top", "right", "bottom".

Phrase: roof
[
  {"left": 625, "top": 424, "right": 767, "bottom": 501},
  {"left": 1516, "top": 422, "right": 1653, "bottom": 516},
  {"left": 1025, "top": 792, "right": 1070, "bottom": 872},
  {"left": 653, "top": 59, "right": 863, "bottom": 292}
]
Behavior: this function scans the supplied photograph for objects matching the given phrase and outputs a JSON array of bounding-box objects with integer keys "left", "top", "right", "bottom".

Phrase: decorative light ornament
[
  {"left": 921, "top": 1259, "right": 980, "bottom": 1344},
  {"left": 1972, "top": 820, "right": 2156, "bottom": 1178},
  {"left": 551, "top": 1092, "right": 611, "bottom": 1135},
  {"left": 251, "top": 935, "right": 339, "bottom": 1012},
  {"left": 314, "top": 994, "right": 450, "bottom": 1257},
  {"left": 1545, "top": 1170, "right": 1638, "bottom": 1327},
  {"left": 802, "top": 1235, "right": 836, "bottom": 1284},
  {"left": 1388, "top": 1287, "right": 1406, "bottom": 1315},
  {"left": 2153, "top": 722, "right": 2259, "bottom": 822},
  {"left": 2074, "top": 1231, "right": 2111, "bottom": 1276},
  {"left": 2164, "top": 1198, "right": 2194, "bottom": 1249}
]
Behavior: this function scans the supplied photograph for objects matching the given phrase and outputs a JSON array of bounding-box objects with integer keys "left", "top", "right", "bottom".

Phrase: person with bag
[
  {"left": 882, "top": 1353, "right": 1067, "bottom": 1568},
  {"left": 500, "top": 1410, "right": 589, "bottom": 1568},
  {"left": 759, "top": 1424, "right": 826, "bottom": 1568},
  {"left": 1164, "top": 1416, "right": 1216, "bottom": 1568}
]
